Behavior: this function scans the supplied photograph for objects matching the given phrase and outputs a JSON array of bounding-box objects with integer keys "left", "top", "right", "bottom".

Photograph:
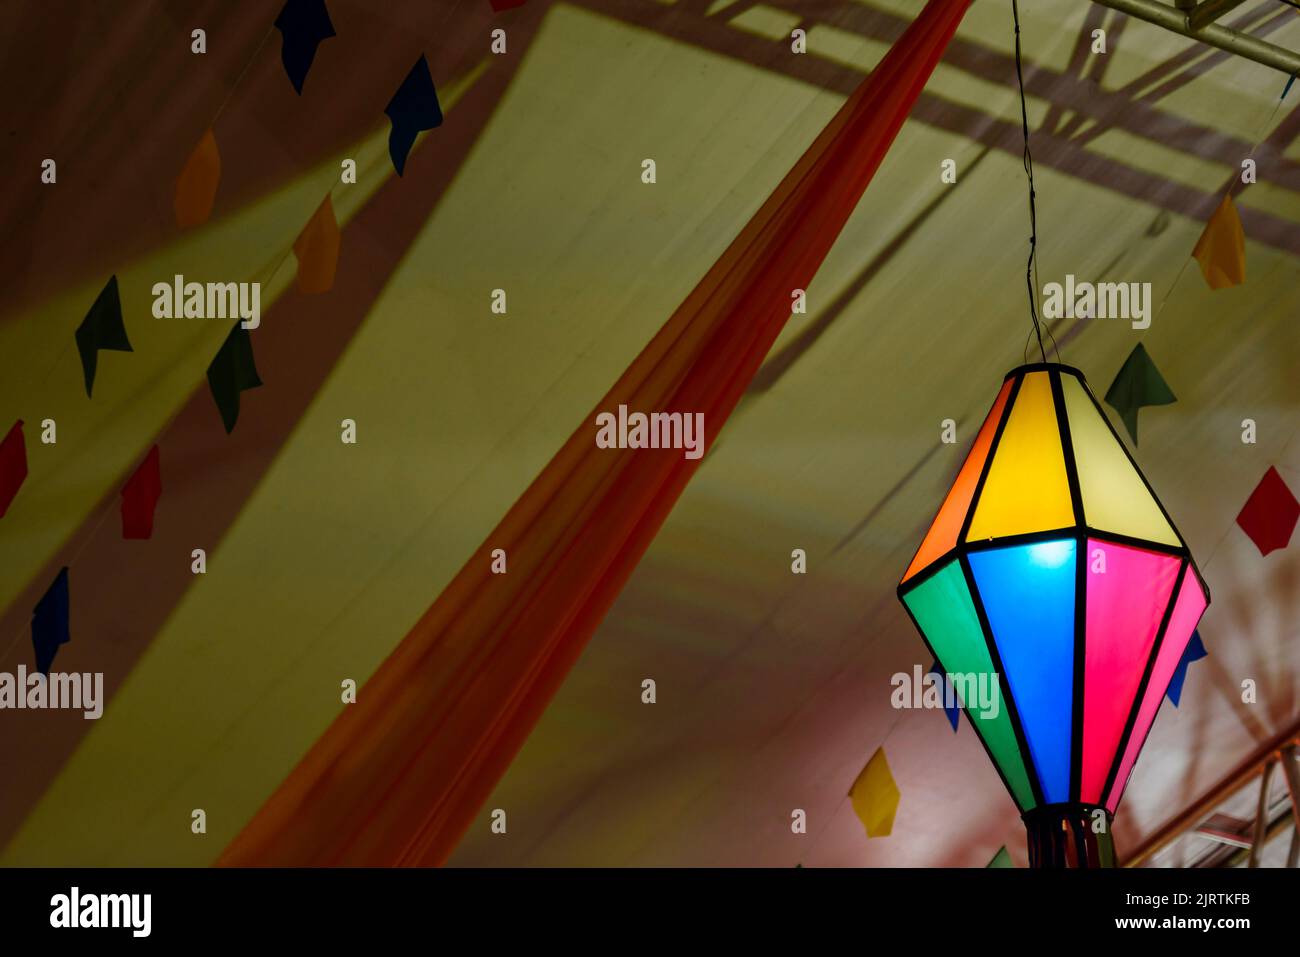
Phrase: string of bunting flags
[{"left": 0, "top": 0, "right": 520, "bottom": 676}]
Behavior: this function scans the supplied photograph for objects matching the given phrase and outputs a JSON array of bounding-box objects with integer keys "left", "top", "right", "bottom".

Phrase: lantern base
[{"left": 1022, "top": 803, "right": 1116, "bottom": 868}]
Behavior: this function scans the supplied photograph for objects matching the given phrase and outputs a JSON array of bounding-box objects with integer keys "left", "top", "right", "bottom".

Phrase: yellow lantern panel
[
  {"left": 965, "top": 372, "right": 1074, "bottom": 542},
  {"left": 1060, "top": 375, "right": 1180, "bottom": 547}
]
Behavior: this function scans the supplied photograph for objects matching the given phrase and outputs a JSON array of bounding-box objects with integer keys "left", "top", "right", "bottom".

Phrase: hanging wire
[{"left": 1012, "top": 0, "right": 1051, "bottom": 364}]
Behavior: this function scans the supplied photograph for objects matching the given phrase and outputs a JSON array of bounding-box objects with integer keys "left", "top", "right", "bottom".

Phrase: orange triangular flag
[
  {"left": 1192, "top": 194, "right": 1245, "bottom": 289},
  {"left": 849, "top": 746, "right": 899, "bottom": 838},
  {"left": 292, "top": 194, "right": 341, "bottom": 294},
  {"left": 174, "top": 130, "right": 221, "bottom": 228}
]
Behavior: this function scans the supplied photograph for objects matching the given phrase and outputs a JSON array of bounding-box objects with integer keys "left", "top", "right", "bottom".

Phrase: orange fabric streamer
[
  {"left": 174, "top": 129, "right": 221, "bottom": 228},
  {"left": 293, "top": 194, "right": 341, "bottom": 294},
  {"left": 1192, "top": 194, "right": 1246, "bottom": 289},
  {"left": 220, "top": 0, "right": 972, "bottom": 867}
]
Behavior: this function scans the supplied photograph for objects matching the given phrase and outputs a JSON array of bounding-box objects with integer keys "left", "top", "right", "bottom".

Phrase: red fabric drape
[{"left": 220, "top": 0, "right": 971, "bottom": 867}]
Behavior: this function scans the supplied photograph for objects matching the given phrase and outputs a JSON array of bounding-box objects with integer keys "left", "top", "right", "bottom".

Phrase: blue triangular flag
[
  {"left": 275, "top": 0, "right": 336, "bottom": 94},
  {"left": 930, "top": 659, "right": 959, "bottom": 733},
  {"left": 32, "top": 566, "right": 71, "bottom": 676},
  {"left": 1283, "top": 73, "right": 1296, "bottom": 101},
  {"left": 1167, "top": 629, "right": 1208, "bottom": 707},
  {"left": 384, "top": 55, "right": 443, "bottom": 176}
]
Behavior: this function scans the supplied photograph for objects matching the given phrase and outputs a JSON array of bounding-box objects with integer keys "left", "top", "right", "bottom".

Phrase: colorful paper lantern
[{"left": 897, "top": 364, "right": 1209, "bottom": 866}]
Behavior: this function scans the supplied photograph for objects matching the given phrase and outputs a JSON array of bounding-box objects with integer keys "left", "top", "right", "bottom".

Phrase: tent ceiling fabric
[{"left": 1, "top": 0, "right": 1298, "bottom": 867}]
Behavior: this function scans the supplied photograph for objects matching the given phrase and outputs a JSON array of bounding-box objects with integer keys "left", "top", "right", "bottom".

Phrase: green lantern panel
[{"left": 902, "top": 559, "right": 1036, "bottom": 811}]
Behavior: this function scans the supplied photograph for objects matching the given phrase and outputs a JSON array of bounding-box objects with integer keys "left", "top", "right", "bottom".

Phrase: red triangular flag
[
  {"left": 0, "top": 420, "right": 28, "bottom": 518},
  {"left": 1236, "top": 466, "right": 1299, "bottom": 556},
  {"left": 121, "top": 444, "right": 162, "bottom": 539}
]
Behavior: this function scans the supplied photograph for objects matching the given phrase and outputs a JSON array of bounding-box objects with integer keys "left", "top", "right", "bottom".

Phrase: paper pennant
[
  {"left": 0, "top": 420, "right": 27, "bottom": 518},
  {"left": 175, "top": 129, "right": 221, "bottom": 227},
  {"left": 1104, "top": 343, "right": 1176, "bottom": 444},
  {"left": 849, "top": 747, "right": 899, "bottom": 838},
  {"left": 121, "top": 445, "right": 162, "bottom": 539},
  {"left": 384, "top": 55, "right": 443, "bottom": 177},
  {"left": 930, "top": 659, "right": 959, "bottom": 733},
  {"left": 32, "top": 567, "right": 71, "bottom": 676},
  {"left": 274, "top": 0, "right": 336, "bottom": 94},
  {"left": 1236, "top": 466, "right": 1300, "bottom": 556},
  {"left": 1167, "top": 628, "right": 1207, "bottom": 708},
  {"left": 986, "top": 846, "right": 1014, "bottom": 868},
  {"left": 74, "top": 275, "right": 133, "bottom": 397},
  {"left": 1192, "top": 195, "right": 1246, "bottom": 290},
  {"left": 206, "top": 324, "right": 264, "bottom": 434},
  {"left": 293, "top": 194, "right": 341, "bottom": 294}
]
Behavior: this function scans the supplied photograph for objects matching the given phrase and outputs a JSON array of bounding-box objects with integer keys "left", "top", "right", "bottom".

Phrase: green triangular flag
[
  {"left": 986, "top": 846, "right": 1014, "bottom": 868},
  {"left": 74, "top": 275, "right": 132, "bottom": 397},
  {"left": 206, "top": 323, "right": 263, "bottom": 433},
  {"left": 1104, "top": 343, "right": 1176, "bottom": 444}
]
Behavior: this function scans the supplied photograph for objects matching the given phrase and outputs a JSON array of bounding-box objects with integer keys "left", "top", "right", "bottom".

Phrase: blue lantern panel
[{"left": 969, "top": 540, "right": 1077, "bottom": 804}]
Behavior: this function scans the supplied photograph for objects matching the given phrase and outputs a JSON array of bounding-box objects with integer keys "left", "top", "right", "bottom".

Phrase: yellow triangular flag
[
  {"left": 849, "top": 746, "right": 899, "bottom": 838},
  {"left": 1191, "top": 194, "right": 1245, "bottom": 289},
  {"left": 292, "top": 194, "right": 341, "bottom": 294},
  {"left": 174, "top": 129, "right": 221, "bottom": 228}
]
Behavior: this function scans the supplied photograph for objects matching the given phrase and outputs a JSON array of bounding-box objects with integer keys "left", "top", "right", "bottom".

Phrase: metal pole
[
  {"left": 1124, "top": 720, "right": 1300, "bottom": 867},
  {"left": 1188, "top": 0, "right": 1250, "bottom": 32},
  {"left": 1089, "top": 0, "right": 1300, "bottom": 77},
  {"left": 1247, "top": 759, "right": 1275, "bottom": 867},
  {"left": 1281, "top": 744, "right": 1300, "bottom": 868}
]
